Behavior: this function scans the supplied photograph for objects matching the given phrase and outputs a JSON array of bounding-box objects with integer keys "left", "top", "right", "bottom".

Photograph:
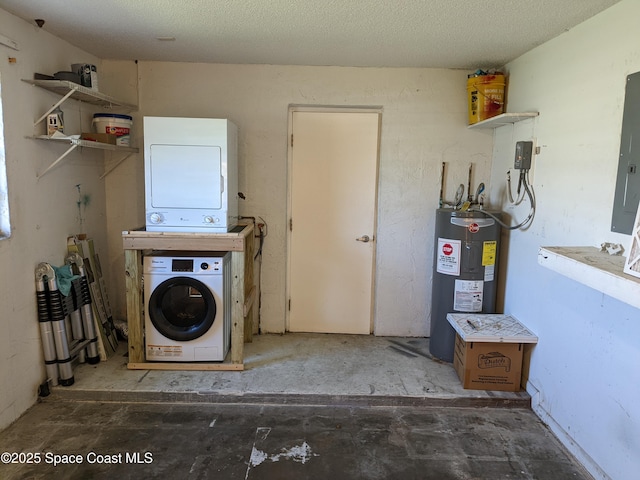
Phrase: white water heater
[{"left": 144, "top": 116, "right": 238, "bottom": 232}]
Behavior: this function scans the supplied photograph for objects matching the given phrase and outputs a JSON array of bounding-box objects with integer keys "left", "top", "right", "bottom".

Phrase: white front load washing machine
[{"left": 144, "top": 253, "right": 231, "bottom": 362}]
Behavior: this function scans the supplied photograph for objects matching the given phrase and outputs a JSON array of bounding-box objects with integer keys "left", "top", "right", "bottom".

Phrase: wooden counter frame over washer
[{"left": 122, "top": 223, "right": 255, "bottom": 371}]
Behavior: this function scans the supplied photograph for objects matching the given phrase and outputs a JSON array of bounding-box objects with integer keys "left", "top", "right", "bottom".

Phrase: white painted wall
[
  {"left": 103, "top": 62, "right": 494, "bottom": 337},
  {"left": 486, "top": 1, "right": 640, "bottom": 479},
  {"left": 0, "top": 11, "right": 108, "bottom": 429}
]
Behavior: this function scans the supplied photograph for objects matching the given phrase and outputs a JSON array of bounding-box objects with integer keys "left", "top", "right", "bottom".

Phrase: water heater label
[
  {"left": 482, "top": 241, "right": 497, "bottom": 266},
  {"left": 437, "top": 238, "right": 461, "bottom": 275},
  {"left": 484, "top": 264, "right": 495, "bottom": 282},
  {"left": 454, "top": 280, "right": 484, "bottom": 312}
]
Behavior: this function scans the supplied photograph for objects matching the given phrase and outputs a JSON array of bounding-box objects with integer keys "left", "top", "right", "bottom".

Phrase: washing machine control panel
[
  {"left": 144, "top": 256, "right": 224, "bottom": 275},
  {"left": 171, "top": 258, "right": 223, "bottom": 273}
]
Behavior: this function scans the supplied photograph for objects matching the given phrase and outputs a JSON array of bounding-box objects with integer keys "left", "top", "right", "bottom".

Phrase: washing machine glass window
[{"left": 148, "top": 276, "right": 217, "bottom": 341}]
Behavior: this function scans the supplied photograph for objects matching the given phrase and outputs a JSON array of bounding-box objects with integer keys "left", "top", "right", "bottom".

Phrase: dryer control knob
[
  {"left": 149, "top": 213, "right": 164, "bottom": 224},
  {"left": 203, "top": 216, "right": 218, "bottom": 224},
  {"left": 200, "top": 262, "right": 209, "bottom": 270}
]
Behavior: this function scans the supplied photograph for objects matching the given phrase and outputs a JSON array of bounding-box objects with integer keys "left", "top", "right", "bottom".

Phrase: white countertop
[{"left": 538, "top": 246, "right": 640, "bottom": 310}]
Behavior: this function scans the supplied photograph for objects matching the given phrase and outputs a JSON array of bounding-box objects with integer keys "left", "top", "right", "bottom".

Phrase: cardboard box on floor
[
  {"left": 447, "top": 313, "right": 538, "bottom": 392},
  {"left": 453, "top": 334, "right": 524, "bottom": 391}
]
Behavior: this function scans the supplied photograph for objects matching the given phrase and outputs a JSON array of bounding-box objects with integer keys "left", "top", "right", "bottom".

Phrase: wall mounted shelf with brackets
[
  {"left": 23, "top": 79, "right": 138, "bottom": 178},
  {"left": 22, "top": 79, "right": 137, "bottom": 112},
  {"left": 29, "top": 135, "right": 138, "bottom": 179}
]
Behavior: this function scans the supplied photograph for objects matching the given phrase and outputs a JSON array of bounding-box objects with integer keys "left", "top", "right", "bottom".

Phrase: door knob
[{"left": 356, "top": 235, "right": 371, "bottom": 242}]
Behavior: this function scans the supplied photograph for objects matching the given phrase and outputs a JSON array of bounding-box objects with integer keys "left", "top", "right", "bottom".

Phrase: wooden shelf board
[
  {"left": 122, "top": 225, "right": 252, "bottom": 252},
  {"left": 127, "top": 362, "right": 244, "bottom": 371}
]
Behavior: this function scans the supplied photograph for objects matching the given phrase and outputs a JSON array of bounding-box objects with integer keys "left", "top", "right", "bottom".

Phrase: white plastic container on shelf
[{"left": 92, "top": 113, "right": 132, "bottom": 146}]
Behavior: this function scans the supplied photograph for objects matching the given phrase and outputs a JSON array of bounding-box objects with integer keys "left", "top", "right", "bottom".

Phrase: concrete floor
[
  {"left": 0, "top": 334, "right": 593, "bottom": 479},
  {"left": 52, "top": 333, "right": 532, "bottom": 407}
]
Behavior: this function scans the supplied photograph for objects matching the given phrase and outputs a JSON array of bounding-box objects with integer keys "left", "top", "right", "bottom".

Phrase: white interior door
[{"left": 288, "top": 109, "right": 380, "bottom": 334}]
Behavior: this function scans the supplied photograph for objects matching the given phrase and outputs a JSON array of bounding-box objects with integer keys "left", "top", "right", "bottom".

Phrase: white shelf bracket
[
  {"left": 100, "top": 152, "right": 134, "bottom": 179},
  {"left": 33, "top": 88, "right": 76, "bottom": 126},
  {"left": 37, "top": 143, "right": 78, "bottom": 179}
]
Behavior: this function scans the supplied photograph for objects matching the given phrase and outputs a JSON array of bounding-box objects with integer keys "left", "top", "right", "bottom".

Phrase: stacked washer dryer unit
[{"left": 143, "top": 117, "right": 238, "bottom": 362}]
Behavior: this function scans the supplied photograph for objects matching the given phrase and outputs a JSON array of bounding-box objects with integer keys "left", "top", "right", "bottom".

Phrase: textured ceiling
[{"left": 0, "top": 0, "right": 622, "bottom": 69}]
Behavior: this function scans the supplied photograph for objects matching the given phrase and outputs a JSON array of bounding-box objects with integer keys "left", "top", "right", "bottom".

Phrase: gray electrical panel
[
  {"left": 612, "top": 71, "right": 640, "bottom": 234},
  {"left": 514, "top": 141, "right": 533, "bottom": 170}
]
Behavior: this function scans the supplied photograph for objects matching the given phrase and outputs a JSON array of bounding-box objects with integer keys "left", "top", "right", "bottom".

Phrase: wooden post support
[
  {"left": 231, "top": 250, "right": 245, "bottom": 364},
  {"left": 124, "top": 249, "right": 144, "bottom": 363}
]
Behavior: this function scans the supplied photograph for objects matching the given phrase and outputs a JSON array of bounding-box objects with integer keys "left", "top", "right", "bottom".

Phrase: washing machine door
[{"left": 148, "top": 276, "right": 217, "bottom": 341}]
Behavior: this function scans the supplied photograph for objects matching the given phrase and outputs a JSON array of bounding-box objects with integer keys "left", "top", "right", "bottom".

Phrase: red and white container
[{"left": 92, "top": 113, "right": 133, "bottom": 146}]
